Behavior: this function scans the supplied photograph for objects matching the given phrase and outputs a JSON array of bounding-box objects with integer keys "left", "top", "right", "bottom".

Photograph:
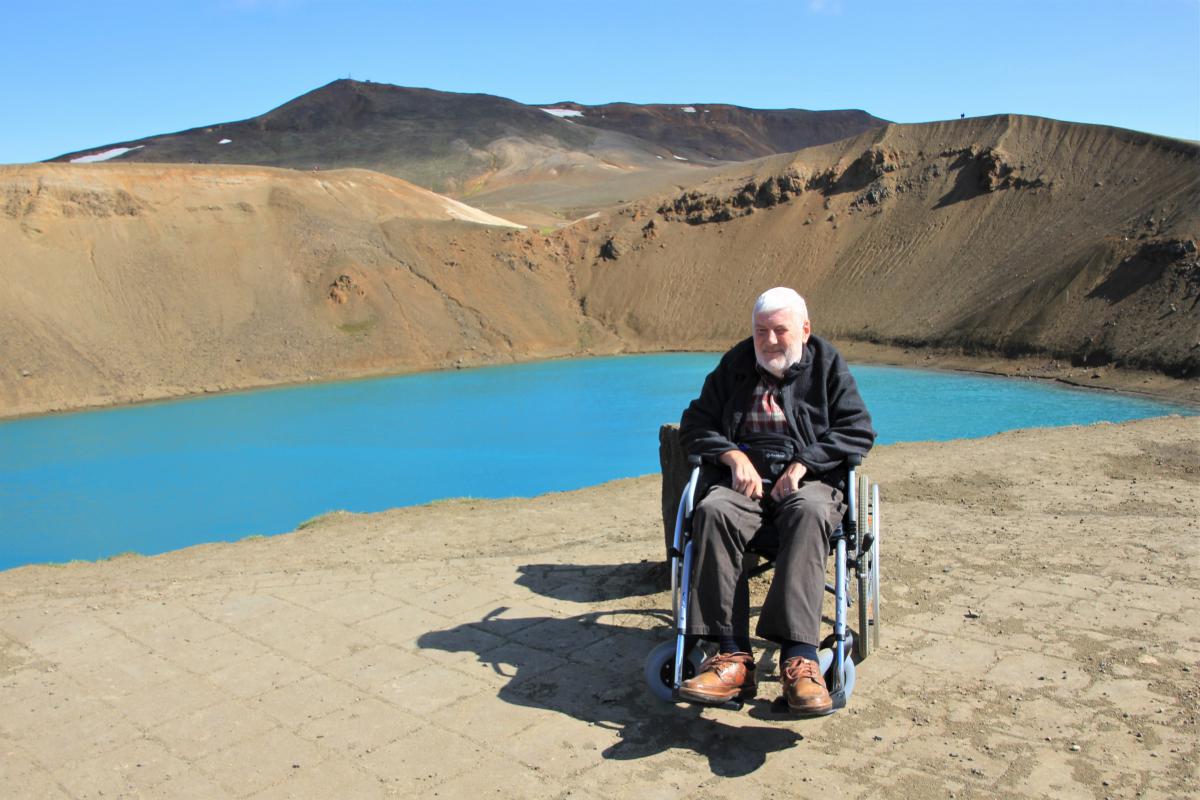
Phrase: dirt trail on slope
[{"left": 1, "top": 416, "right": 1196, "bottom": 798}]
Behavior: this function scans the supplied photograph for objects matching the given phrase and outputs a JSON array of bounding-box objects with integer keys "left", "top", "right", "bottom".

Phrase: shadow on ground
[
  {"left": 417, "top": 603, "right": 801, "bottom": 776},
  {"left": 515, "top": 561, "right": 667, "bottom": 602}
]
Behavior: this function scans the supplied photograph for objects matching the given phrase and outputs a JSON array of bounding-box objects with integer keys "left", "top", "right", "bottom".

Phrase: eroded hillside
[
  {"left": 569, "top": 115, "right": 1200, "bottom": 376},
  {"left": 3, "top": 115, "right": 1198, "bottom": 418},
  {"left": 0, "top": 164, "right": 613, "bottom": 417}
]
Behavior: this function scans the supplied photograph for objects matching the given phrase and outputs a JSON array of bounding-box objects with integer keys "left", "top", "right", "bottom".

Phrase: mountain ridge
[{"left": 48, "top": 79, "right": 888, "bottom": 222}]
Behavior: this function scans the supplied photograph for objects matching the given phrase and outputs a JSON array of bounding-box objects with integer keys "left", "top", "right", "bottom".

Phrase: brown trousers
[{"left": 686, "top": 481, "right": 845, "bottom": 645}]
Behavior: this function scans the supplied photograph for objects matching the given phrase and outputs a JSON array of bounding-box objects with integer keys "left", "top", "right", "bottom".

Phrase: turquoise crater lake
[{"left": 0, "top": 354, "right": 1192, "bottom": 570}]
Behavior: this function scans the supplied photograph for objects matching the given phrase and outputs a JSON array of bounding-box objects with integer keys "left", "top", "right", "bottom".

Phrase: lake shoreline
[
  {"left": 8, "top": 353, "right": 1189, "bottom": 572},
  {"left": 2, "top": 416, "right": 1195, "bottom": 797},
  {"left": 3, "top": 338, "right": 1198, "bottom": 422}
]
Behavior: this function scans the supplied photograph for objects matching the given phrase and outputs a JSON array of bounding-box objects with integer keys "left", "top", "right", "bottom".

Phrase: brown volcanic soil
[
  {"left": 568, "top": 115, "right": 1200, "bottom": 379},
  {"left": 3, "top": 114, "right": 1199, "bottom": 418},
  {"left": 0, "top": 163, "right": 612, "bottom": 418}
]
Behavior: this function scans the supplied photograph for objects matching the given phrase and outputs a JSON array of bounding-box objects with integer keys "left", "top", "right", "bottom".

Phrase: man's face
[{"left": 753, "top": 307, "right": 811, "bottom": 377}]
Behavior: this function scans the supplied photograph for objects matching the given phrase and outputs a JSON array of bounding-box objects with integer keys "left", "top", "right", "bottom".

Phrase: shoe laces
[
  {"left": 783, "top": 656, "right": 821, "bottom": 683},
  {"left": 702, "top": 651, "right": 753, "bottom": 672}
]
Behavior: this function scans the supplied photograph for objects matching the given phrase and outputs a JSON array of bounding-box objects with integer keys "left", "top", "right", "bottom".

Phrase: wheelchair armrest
[
  {"left": 844, "top": 453, "right": 862, "bottom": 468},
  {"left": 687, "top": 455, "right": 702, "bottom": 466}
]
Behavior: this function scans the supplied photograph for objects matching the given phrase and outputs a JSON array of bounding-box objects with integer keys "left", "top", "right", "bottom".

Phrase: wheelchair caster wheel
[
  {"left": 644, "top": 641, "right": 705, "bottom": 703},
  {"left": 817, "top": 646, "right": 857, "bottom": 710}
]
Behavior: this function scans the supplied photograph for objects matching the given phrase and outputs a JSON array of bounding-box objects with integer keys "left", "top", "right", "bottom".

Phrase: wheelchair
[{"left": 644, "top": 453, "right": 881, "bottom": 712}]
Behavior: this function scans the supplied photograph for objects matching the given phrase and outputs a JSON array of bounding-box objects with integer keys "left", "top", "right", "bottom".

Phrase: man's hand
[
  {"left": 719, "top": 449, "right": 763, "bottom": 499},
  {"left": 770, "top": 461, "right": 808, "bottom": 502}
]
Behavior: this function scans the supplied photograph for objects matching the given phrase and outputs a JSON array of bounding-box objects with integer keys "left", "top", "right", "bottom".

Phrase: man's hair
[{"left": 752, "top": 287, "right": 809, "bottom": 325}]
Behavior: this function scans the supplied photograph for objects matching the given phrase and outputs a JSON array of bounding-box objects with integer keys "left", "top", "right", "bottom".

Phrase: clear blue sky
[{"left": 3, "top": 0, "right": 1198, "bottom": 164}]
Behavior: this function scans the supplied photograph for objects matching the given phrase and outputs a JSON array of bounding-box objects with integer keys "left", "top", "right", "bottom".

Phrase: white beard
[{"left": 755, "top": 344, "right": 803, "bottom": 378}]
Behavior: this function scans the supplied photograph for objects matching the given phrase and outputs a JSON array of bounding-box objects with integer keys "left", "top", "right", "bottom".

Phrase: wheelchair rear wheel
[
  {"left": 856, "top": 579, "right": 872, "bottom": 661},
  {"left": 870, "top": 482, "right": 881, "bottom": 649},
  {"left": 856, "top": 472, "right": 871, "bottom": 544},
  {"left": 854, "top": 474, "right": 880, "bottom": 662}
]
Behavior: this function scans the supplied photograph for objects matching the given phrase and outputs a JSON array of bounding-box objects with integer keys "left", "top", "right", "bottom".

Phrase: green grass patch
[
  {"left": 426, "top": 496, "right": 474, "bottom": 507},
  {"left": 102, "top": 551, "right": 141, "bottom": 561},
  {"left": 43, "top": 552, "right": 140, "bottom": 566},
  {"left": 577, "top": 319, "right": 601, "bottom": 350},
  {"left": 337, "top": 319, "right": 376, "bottom": 335},
  {"left": 297, "top": 511, "right": 339, "bottom": 530},
  {"left": 240, "top": 534, "right": 268, "bottom": 542}
]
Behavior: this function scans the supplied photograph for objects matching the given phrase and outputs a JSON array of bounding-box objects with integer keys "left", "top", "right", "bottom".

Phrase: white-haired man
[{"left": 677, "top": 287, "right": 875, "bottom": 715}]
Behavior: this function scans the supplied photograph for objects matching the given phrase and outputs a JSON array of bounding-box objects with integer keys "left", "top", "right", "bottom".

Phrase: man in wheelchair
[{"left": 676, "top": 287, "right": 875, "bottom": 715}]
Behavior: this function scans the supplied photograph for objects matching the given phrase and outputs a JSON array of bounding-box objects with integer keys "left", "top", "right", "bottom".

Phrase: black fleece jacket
[{"left": 679, "top": 335, "right": 876, "bottom": 478}]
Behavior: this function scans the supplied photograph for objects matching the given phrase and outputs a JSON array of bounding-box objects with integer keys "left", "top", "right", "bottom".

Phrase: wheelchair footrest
[
  {"left": 676, "top": 693, "right": 744, "bottom": 712},
  {"left": 767, "top": 696, "right": 838, "bottom": 717}
]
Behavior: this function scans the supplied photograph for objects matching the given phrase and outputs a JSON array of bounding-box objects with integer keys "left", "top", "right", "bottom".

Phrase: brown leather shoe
[
  {"left": 781, "top": 656, "right": 834, "bottom": 716},
  {"left": 677, "top": 652, "right": 756, "bottom": 704}
]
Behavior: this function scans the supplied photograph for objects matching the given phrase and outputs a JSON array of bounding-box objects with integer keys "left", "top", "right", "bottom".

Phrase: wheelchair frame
[{"left": 645, "top": 453, "right": 881, "bottom": 712}]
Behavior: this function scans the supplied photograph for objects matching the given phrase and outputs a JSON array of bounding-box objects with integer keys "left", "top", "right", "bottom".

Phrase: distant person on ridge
[{"left": 677, "top": 287, "right": 875, "bottom": 715}]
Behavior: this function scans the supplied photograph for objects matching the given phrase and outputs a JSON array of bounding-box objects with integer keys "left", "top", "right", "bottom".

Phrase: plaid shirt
[{"left": 743, "top": 378, "right": 789, "bottom": 435}]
